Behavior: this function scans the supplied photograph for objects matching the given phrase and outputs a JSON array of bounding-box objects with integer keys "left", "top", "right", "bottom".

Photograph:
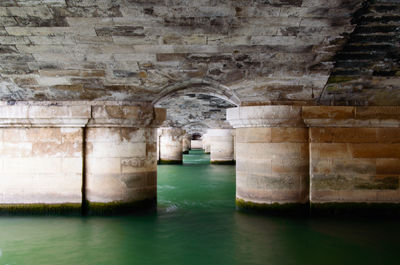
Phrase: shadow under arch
[
  {"left": 183, "top": 121, "right": 211, "bottom": 130},
  {"left": 152, "top": 78, "right": 241, "bottom": 106},
  {"left": 182, "top": 121, "right": 211, "bottom": 134}
]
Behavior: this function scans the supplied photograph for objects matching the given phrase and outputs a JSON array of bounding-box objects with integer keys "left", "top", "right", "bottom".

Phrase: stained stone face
[{"left": 0, "top": 0, "right": 369, "bottom": 104}]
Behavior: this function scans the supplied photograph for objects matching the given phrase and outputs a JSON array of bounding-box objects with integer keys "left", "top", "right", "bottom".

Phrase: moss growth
[
  {"left": 87, "top": 199, "right": 156, "bottom": 215},
  {"left": 158, "top": 159, "right": 183, "bottom": 165},
  {"left": 354, "top": 176, "right": 399, "bottom": 190},
  {"left": 236, "top": 198, "right": 309, "bottom": 216},
  {"left": 0, "top": 203, "right": 81, "bottom": 216},
  {"left": 311, "top": 202, "right": 400, "bottom": 217},
  {"left": 210, "top": 160, "right": 236, "bottom": 165},
  {"left": 327, "top": 76, "right": 356, "bottom": 84}
]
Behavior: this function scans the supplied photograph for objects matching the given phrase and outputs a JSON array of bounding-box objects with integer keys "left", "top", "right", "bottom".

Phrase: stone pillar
[
  {"left": 206, "top": 129, "right": 235, "bottom": 164},
  {"left": 0, "top": 104, "right": 89, "bottom": 214},
  {"left": 303, "top": 106, "right": 400, "bottom": 215},
  {"left": 0, "top": 103, "right": 166, "bottom": 215},
  {"left": 182, "top": 134, "right": 191, "bottom": 154},
  {"left": 86, "top": 105, "right": 165, "bottom": 214},
  {"left": 202, "top": 134, "right": 211, "bottom": 154},
  {"left": 191, "top": 139, "right": 202, "bottom": 149},
  {"left": 158, "top": 127, "right": 185, "bottom": 164},
  {"left": 227, "top": 106, "right": 309, "bottom": 213}
]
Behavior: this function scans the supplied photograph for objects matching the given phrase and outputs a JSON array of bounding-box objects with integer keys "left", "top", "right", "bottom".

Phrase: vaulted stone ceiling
[
  {"left": 156, "top": 92, "right": 234, "bottom": 133},
  {"left": 0, "top": 0, "right": 372, "bottom": 105}
]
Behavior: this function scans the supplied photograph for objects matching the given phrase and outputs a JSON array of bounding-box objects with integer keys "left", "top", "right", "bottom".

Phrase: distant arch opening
[{"left": 152, "top": 78, "right": 241, "bottom": 107}]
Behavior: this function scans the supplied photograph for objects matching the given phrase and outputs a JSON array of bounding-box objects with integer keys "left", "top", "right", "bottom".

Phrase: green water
[{"left": 0, "top": 149, "right": 399, "bottom": 265}]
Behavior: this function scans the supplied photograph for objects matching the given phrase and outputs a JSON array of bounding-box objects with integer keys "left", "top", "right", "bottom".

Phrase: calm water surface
[{"left": 0, "top": 150, "right": 399, "bottom": 265}]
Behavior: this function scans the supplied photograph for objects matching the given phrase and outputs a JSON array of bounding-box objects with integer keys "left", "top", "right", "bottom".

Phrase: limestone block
[
  {"left": 236, "top": 128, "right": 271, "bottom": 143},
  {"left": 303, "top": 106, "right": 355, "bottom": 119},
  {"left": 351, "top": 144, "right": 400, "bottom": 158},
  {"left": 377, "top": 128, "right": 400, "bottom": 143},
  {"left": 310, "top": 127, "right": 377, "bottom": 143}
]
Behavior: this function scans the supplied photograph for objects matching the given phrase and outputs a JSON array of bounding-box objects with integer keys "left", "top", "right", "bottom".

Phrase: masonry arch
[{"left": 152, "top": 78, "right": 241, "bottom": 107}]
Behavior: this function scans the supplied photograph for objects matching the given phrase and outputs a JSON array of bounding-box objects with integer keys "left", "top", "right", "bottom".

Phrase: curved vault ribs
[
  {"left": 182, "top": 121, "right": 211, "bottom": 129},
  {"left": 151, "top": 78, "right": 241, "bottom": 107}
]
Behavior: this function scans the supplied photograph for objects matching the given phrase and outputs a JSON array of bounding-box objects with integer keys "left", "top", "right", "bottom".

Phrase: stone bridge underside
[
  {"left": 2, "top": 0, "right": 399, "bottom": 106},
  {"left": 0, "top": 0, "right": 399, "bottom": 215}
]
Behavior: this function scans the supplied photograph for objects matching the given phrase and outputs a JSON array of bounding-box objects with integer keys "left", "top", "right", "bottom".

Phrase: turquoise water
[{"left": 0, "top": 150, "right": 399, "bottom": 265}]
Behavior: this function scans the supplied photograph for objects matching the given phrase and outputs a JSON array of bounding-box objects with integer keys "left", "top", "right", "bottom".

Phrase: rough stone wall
[
  {"left": 319, "top": 0, "right": 400, "bottom": 105},
  {"left": 0, "top": 0, "right": 362, "bottom": 104}
]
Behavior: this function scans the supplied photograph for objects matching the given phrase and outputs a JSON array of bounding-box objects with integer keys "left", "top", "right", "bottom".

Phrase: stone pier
[
  {"left": 202, "top": 134, "right": 211, "bottom": 154},
  {"left": 227, "top": 106, "right": 309, "bottom": 213},
  {"left": 182, "top": 134, "right": 191, "bottom": 154},
  {"left": 303, "top": 106, "right": 400, "bottom": 215},
  {"left": 206, "top": 129, "right": 235, "bottom": 164},
  {"left": 0, "top": 102, "right": 165, "bottom": 214},
  {"left": 158, "top": 127, "right": 185, "bottom": 164},
  {"left": 228, "top": 105, "right": 400, "bottom": 215}
]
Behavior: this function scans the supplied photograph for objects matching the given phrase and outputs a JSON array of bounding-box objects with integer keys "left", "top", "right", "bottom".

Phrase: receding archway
[{"left": 151, "top": 78, "right": 241, "bottom": 107}]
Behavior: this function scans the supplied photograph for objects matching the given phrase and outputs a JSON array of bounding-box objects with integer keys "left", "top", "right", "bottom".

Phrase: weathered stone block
[
  {"left": 271, "top": 158, "right": 309, "bottom": 175},
  {"left": 376, "top": 158, "right": 400, "bottom": 175},
  {"left": 310, "top": 128, "right": 377, "bottom": 143},
  {"left": 86, "top": 157, "right": 121, "bottom": 175},
  {"left": 302, "top": 106, "right": 355, "bottom": 119},
  {"left": 2, "top": 142, "right": 32, "bottom": 157},
  {"left": 236, "top": 127, "right": 271, "bottom": 143},
  {"left": 351, "top": 144, "right": 400, "bottom": 158},
  {"left": 271, "top": 127, "right": 308, "bottom": 143},
  {"left": 377, "top": 128, "right": 400, "bottom": 143},
  {"left": 356, "top": 107, "right": 400, "bottom": 120},
  {"left": 90, "top": 142, "right": 146, "bottom": 158},
  {"left": 310, "top": 143, "right": 351, "bottom": 159}
]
